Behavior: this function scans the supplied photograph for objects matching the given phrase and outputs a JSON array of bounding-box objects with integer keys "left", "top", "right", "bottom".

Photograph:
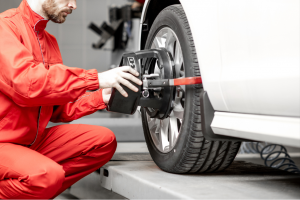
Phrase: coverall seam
[
  {"left": 57, "top": 91, "right": 104, "bottom": 122},
  {"left": 42, "top": 144, "right": 97, "bottom": 158},
  {"left": 0, "top": 163, "right": 25, "bottom": 179},
  {"left": 0, "top": 163, "right": 64, "bottom": 197},
  {"left": 0, "top": 115, "right": 9, "bottom": 131},
  {"left": 0, "top": 143, "right": 7, "bottom": 151},
  {"left": 2, "top": 188, "right": 24, "bottom": 199},
  {"left": 0, "top": 145, "right": 34, "bottom": 182},
  {"left": 0, "top": 74, "right": 90, "bottom": 106},
  {"left": 3, "top": 12, "right": 18, "bottom": 19},
  {"left": 0, "top": 163, "right": 30, "bottom": 196},
  {"left": 72, "top": 143, "right": 112, "bottom": 163},
  {"left": 39, "top": 141, "right": 107, "bottom": 162},
  {"left": 68, "top": 94, "right": 91, "bottom": 104}
]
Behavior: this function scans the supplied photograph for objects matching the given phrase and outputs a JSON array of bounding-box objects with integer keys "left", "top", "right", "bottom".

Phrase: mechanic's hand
[
  {"left": 102, "top": 88, "right": 112, "bottom": 104},
  {"left": 132, "top": 1, "right": 142, "bottom": 9},
  {"left": 98, "top": 66, "right": 142, "bottom": 97}
]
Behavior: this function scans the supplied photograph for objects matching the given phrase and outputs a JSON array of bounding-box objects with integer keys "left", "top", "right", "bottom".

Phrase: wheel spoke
[
  {"left": 169, "top": 115, "right": 179, "bottom": 148},
  {"left": 154, "top": 62, "right": 161, "bottom": 74},
  {"left": 160, "top": 118, "right": 170, "bottom": 152},
  {"left": 173, "top": 104, "right": 184, "bottom": 120},
  {"left": 180, "top": 84, "right": 186, "bottom": 93},
  {"left": 165, "top": 30, "right": 176, "bottom": 54},
  {"left": 155, "top": 120, "right": 161, "bottom": 135},
  {"left": 152, "top": 37, "right": 163, "bottom": 48},
  {"left": 148, "top": 117, "right": 157, "bottom": 132},
  {"left": 180, "top": 70, "right": 185, "bottom": 77},
  {"left": 174, "top": 43, "right": 183, "bottom": 78},
  {"left": 147, "top": 114, "right": 160, "bottom": 147},
  {"left": 172, "top": 90, "right": 184, "bottom": 120}
]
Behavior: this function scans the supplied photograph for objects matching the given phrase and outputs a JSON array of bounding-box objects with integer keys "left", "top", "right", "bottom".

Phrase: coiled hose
[{"left": 240, "top": 142, "right": 300, "bottom": 173}]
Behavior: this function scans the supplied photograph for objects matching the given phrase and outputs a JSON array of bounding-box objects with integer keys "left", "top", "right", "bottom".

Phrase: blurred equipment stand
[
  {"left": 88, "top": 0, "right": 143, "bottom": 60},
  {"left": 87, "top": 0, "right": 143, "bottom": 117}
]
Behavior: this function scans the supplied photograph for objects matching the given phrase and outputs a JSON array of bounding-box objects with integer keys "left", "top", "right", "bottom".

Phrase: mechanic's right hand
[{"left": 98, "top": 66, "right": 142, "bottom": 97}]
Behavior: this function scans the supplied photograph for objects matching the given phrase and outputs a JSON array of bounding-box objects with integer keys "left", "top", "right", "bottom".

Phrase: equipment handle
[
  {"left": 146, "top": 77, "right": 202, "bottom": 88},
  {"left": 172, "top": 77, "right": 202, "bottom": 86}
]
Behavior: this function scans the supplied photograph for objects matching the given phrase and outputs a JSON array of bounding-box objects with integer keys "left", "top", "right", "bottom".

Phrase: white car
[{"left": 138, "top": 0, "right": 300, "bottom": 173}]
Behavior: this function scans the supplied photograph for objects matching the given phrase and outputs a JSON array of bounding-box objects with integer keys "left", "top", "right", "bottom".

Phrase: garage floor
[{"left": 54, "top": 142, "right": 300, "bottom": 199}]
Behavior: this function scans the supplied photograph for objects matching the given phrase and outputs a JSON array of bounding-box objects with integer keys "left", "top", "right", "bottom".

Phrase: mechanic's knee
[
  {"left": 105, "top": 127, "right": 117, "bottom": 146},
  {"left": 99, "top": 127, "right": 117, "bottom": 156},
  {"left": 26, "top": 161, "right": 65, "bottom": 198},
  {"left": 105, "top": 128, "right": 117, "bottom": 158},
  {"left": 102, "top": 130, "right": 117, "bottom": 163},
  {"left": 94, "top": 126, "right": 116, "bottom": 147},
  {"left": 87, "top": 126, "right": 117, "bottom": 159}
]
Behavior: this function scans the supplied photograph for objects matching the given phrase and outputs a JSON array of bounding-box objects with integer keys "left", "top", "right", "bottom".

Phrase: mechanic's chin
[{"left": 51, "top": 12, "right": 69, "bottom": 24}]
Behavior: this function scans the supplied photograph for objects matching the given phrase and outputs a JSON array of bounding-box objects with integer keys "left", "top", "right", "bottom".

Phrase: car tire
[{"left": 141, "top": 4, "right": 241, "bottom": 173}]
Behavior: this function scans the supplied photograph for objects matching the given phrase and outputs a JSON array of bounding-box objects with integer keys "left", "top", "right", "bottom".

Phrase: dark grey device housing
[
  {"left": 107, "top": 53, "right": 142, "bottom": 114},
  {"left": 107, "top": 48, "right": 172, "bottom": 115}
]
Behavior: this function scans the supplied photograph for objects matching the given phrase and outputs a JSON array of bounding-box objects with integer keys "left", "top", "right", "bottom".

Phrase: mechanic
[{"left": 0, "top": 0, "right": 142, "bottom": 199}]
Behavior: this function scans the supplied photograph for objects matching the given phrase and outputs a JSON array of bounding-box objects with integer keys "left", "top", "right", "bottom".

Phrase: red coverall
[
  {"left": 0, "top": 0, "right": 117, "bottom": 199},
  {"left": 136, "top": 0, "right": 146, "bottom": 4}
]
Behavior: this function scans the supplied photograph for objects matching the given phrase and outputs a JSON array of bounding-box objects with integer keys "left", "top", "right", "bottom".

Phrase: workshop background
[{"left": 1, "top": 1, "right": 300, "bottom": 199}]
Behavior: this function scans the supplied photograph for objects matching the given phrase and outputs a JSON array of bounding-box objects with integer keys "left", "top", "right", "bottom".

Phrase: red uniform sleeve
[
  {"left": 0, "top": 19, "right": 99, "bottom": 107},
  {"left": 50, "top": 89, "right": 107, "bottom": 122},
  {"left": 136, "top": 0, "right": 145, "bottom": 3}
]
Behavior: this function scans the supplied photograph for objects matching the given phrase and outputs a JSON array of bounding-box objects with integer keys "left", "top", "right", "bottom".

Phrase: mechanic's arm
[
  {"left": 50, "top": 89, "right": 106, "bottom": 122},
  {"left": 50, "top": 66, "right": 142, "bottom": 122},
  {"left": 0, "top": 19, "right": 100, "bottom": 107}
]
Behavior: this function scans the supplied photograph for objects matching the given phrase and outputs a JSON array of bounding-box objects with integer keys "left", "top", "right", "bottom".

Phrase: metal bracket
[{"left": 143, "top": 74, "right": 159, "bottom": 90}]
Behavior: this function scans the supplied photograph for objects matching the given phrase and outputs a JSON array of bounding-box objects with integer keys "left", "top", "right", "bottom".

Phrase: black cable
[{"left": 240, "top": 142, "right": 300, "bottom": 173}]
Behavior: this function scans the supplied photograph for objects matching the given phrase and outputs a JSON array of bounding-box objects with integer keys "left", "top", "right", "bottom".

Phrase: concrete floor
[
  {"left": 54, "top": 142, "right": 300, "bottom": 199},
  {"left": 100, "top": 160, "right": 300, "bottom": 199}
]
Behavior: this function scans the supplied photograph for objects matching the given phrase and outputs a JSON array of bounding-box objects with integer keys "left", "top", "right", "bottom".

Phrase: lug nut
[{"left": 142, "top": 90, "right": 150, "bottom": 98}]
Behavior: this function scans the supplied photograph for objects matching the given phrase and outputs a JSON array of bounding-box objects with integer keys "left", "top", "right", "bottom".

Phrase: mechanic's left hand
[{"left": 102, "top": 88, "right": 112, "bottom": 104}]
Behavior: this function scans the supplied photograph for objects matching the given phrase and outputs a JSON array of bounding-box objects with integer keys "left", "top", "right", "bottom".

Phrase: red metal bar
[{"left": 173, "top": 77, "right": 202, "bottom": 86}]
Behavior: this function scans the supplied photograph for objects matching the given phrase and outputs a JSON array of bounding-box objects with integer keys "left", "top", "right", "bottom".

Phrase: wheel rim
[{"left": 146, "top": 27, "right": 185, "bottom": 153}]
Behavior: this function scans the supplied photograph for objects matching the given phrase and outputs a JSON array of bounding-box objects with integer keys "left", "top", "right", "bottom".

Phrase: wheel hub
[{"left": 142, "top": 49, "right": 175, "bottom": 120}]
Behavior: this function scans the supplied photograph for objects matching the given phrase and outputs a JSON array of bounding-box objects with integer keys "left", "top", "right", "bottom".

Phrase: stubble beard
[{"left": 42, "top": 0, "right": 72, "bottom": 24}]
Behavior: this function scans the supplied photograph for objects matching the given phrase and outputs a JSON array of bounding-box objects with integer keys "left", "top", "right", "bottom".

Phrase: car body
[{"left": 139, "top": 0, "right": 300, "bottom": 147}]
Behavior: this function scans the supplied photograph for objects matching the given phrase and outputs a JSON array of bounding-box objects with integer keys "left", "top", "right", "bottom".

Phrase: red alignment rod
[{"left": 172, "top": 77, "right": 202, "bottom": 86}]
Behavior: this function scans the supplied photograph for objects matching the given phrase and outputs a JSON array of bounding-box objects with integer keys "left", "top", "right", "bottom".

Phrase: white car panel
[
  {"left": 179, "top": 0, "right": 229, "bottom": 112},
  {"left": 211, "top": 112, "right": 300, "bottom": 147},
  {"left": 180, "top": 0, "right": 300, "bottom": 117},
  {"left": 217, "top": 0, "right": 300, "bottom": 117}
]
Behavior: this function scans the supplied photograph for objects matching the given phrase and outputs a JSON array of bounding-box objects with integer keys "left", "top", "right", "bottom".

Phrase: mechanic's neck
[{"left": 26, "top": 0, "right": 49, "bottom": 20}]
